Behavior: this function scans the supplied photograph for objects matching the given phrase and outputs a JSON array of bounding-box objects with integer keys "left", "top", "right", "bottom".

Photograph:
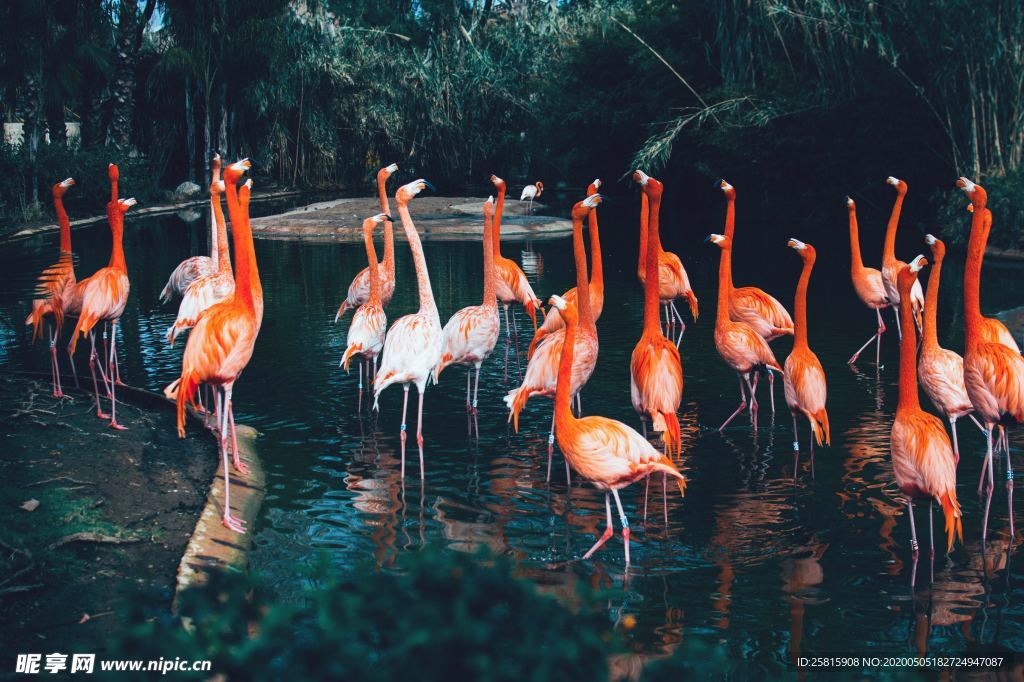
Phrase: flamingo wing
[
  {"left": 630, "top": 334, "right": 682, "bottom": 415},
  {"left": 181, "top": 304, "right": 257, "bottom": 384},
  {"left": 161, "top": 256, "right": 215, "bottom": 302},
  {"left": 730, "top": 286, "right": 793, "bottom": 338},
  {"left": 918, "top": 348, "right": 971, "bottom": 417},
  {"left": 965, "top": 343, "right": 1024, "bottom": 423},
  {"left": 344, "top": 303, "right": 387, "bottom": 370},
  {"left": 568, "top": 416, "right": 684, "bottom": 489},
  {"left": 374, "top": 313, "right": 443, "bottom": 397},
  {"left": 853, "top": 267, "right": 889, "bottom": 309},
  {"left": 980, "top": 318, "right": 1021, "bottom": 353},
  {"left": 784, "top": 351, "right": 827, "bottom": 414},
  {"left": 169, "top": 272, "right": 235, "bottom": 344}
]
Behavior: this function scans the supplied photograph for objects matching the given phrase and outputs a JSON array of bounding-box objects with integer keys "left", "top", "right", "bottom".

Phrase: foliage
[{"left": 936, "top": 169, "right": 1024, "bottom": 251}]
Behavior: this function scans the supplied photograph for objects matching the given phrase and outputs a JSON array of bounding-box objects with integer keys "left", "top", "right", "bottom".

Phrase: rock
[{"left": 171, "top": 181, "right": 203, "bottom": 202}]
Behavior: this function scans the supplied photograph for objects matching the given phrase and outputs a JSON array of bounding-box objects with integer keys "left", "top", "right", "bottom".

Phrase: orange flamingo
[
  {"left": 706, "top": 232, "right": 782, "bottom": 430},
  {"left": 958, "top": 178, "right": 1024, "bottom": 507},
  {"left": 880, "top": 177, "right": 924, "bottom": 337},
  {"left": 69, "top": 166, "right": 135, "bottom": 429},
  {"left": 26, "top": 177, "right": 76, "bottom": 396},
  {"left": 917, "top": 236, "right": 976, "bottom": 461},
  {"left": 782, "top": 239, "right": 830, "bottom": 460},
  {"left": 433, "top": 196, "right": 501, "bottom": 413},
  {"left": 889, "top": 259, "right": 961, "bottom": 561},
  {"left": 490, "top": 175, "right": 542, "bottom": 342},
  {"left": 505, "top": 195, "right": 602, "bottom": 481},
  {"left": 520, "top": 180, "right": 543, "bottom": 213},
  {"left": 335, "top": 163, "right": 398, "bottom": 320},
  {"left": 966, "top": 205, "right": 1021, "bottom": 353},
  {"left": 630, "top": 172, "right": 682, "bottom": 455},
  {"left": 719, "top": 180, "right": 791, "bottom": 411},
  {"left": 373, "top": 179, "right": 442, "bottom": 479},
  {"left": 845, "top": 196, "right": 892, "bottom": 365},
  {"left": 528, "top": 179, "right": 604, "bottom": 358},
  {"left": 159, "top": 163, "right": 222, "bottom": 303},
  {"left": 173, "top": 158, "right": 258, "bottom": 534},
  {"left": 547, "top": 293, "right": 685, "bottom": 565},
  {"left": 167, "top": 155, "right": 234, "bottom": 345},
  {"left": 341, "top": 213, "right": 392, "bottom": 402},
  {"left": 635, "top": 170, "right": 698, "bottom": 331}
]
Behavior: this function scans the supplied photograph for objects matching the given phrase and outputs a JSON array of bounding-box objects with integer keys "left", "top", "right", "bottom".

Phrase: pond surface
[{"left": 2, "top": 185, "right": 1023, "bottom": 674}]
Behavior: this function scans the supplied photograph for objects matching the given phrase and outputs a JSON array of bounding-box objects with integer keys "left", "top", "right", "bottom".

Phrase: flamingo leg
[
  {"left": 718, "top": 375, "right": 748, "bottom": 431},
  {"left": 643, "top": 476, "right": 649, "bottom": 523},
  {"left": 670, "top": 301, "right": 686, "bottom": 334},
  {"left": 950, "top": 416, "right": 960, "bottom": 465},
  {"left": 465, "top": 368, "right": 472, "bottom": 413},
  {"left": 66, "top": 343, "right": 79, "bottom": 388},
  {"left": 893, "top": 306, "right": 903, "bottom": 340},
  {"left": 849, "top": 310, "right": 884, "bottom": 366},
  {"left": 747, "top": 372, "right": 760, "bottom": 426},
  {"left": 791, "top": 414, "right": 800, "bottom": 452},
  {"left": 112, "top": 321, "right": 123, "bottom": 385},
  {"left": 48, "top": 325, "right": 64, "bottom": 398},
  {"left": 547, "top": 410, "right": 556, "bottom": 482},
  {"left": 611, "top": 489, "right": 631, "bottom": 565},
  {"left": 218, "top": 386, "right": 246, "bottom": 534},
  {"left": 662, "top": 472, "right": 668, "bottom": 527},
  {"left": 107, "top": 322, "right": 127, "bottom": 429},
  {"left": 928, "top": 500, "right": 935, "bottom": 585},
  {"left": 87, "top": 332, "right": 110, "bottom": 419},
  {"left": 227, "top": 395, "right": 249, "bottom": 475},
  {"left": 766, "top": 370, "right": 776, "bottom": 414},
  {"left": 472, "top": 365, "right": 480, "bottom": 416},
  {"left": 906, "top": 498, "right": 919, "bottom": 557},
  {"left": 1007, "top": 439, "right": 1015, "bottom": 539},
  {"left": 502, "top": 304, "right": 511, "bottom": 381},
  {"left": 982, "top": 427, "right": 995, "bottom": 496},
  {"left": 416, "top": 385, "right": 425, "bottom": 480},
  {"left": 400, "top": 384, "right": 410, "bottom": 478},
  {"left": 583, "top": 493, "right": 613, "bottom": 560}
]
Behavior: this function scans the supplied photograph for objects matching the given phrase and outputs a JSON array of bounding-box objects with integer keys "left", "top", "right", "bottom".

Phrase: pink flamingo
[
  {"left": 880, "top": 177, "right": 924, "bottom": 337},
  {"left": 159, "top": 160, "right": 222, "bottom": 303},
  {"left": 490, "top": 175, "right": 543, "bottom": 346},
  {"left": 335, "top": 163, "right": 398, "bottom": 320},
  {"left": 845, "top": 196, "right": 892, "bottom": 365},
  {"left": 373, "top": 179, "right": 442, "bottom": 479}
]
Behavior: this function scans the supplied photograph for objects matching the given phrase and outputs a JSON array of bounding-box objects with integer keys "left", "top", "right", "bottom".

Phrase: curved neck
[
  {"left": 224, "top": 181, "right": 256, "bottom": 313},
  {"left": 883, "top": 191, "right": 905, "bottom": 264},
  {"left": 922, "top": 252, "right": 942, "bottom": 350},
  {"left": 482, "top": 208, "right": 496, "bottom": 308},
  {"left": 493, "top": 185, "right": 506, "bottom": 252},
  {"left": 643, "top": 194, "right": 662, "bottom": 333},
  {"left": 213, "top": 191, "right": 231, "bottom": 275},
  {"left": 365, "top": 224, "right": 381, "bottom": 305},
  {"left": 587, "top": 202, "right": 603, "bottom": 291},
  {"left": 397, "top": 200, "right": 437, "bottom": 317},
  {"left": 554, "top": 309, "right": 577, "bottom": 429},
  {"left": 723, "top": 195, "right": 736, "bottom": 289},
  {"left": 964, "top": 207, "right": 989, "bottom": 349},
  {"left": 716, "top": 245, "right": 733, "bottom": 327},
  {"left": 573, "top": 211, "right": 594, "bottom": 331},
  {"left": 637, "top": 192, "right": 649, "bottom": 279},
  {"left": 848, "top": 206, "right": 864, "bottom": 270},
  {"left": 897, "top": 280, "right": 921, "bottom": 411},
  {"left": 54, "top": 192, "right": 71, "bottom": 253},
  {"left": 793, "top": 256, "right": 813, "bottom": 350},
  {"left": 106, "top": 204, "right": 126, "bottom": 272},
  {"left": 379, "top": 177, "right": 394, "bottom": 274}
]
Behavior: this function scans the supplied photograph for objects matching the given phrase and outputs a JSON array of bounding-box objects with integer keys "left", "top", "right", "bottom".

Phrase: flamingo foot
[
  {"left": 109, "top": 420, "right": 128, "bottom": 431},
  {"left": 232, "top": 454, "right": 250, "bottom": 475},
  {"left": 622, "top": 525, "right": 631, "bottom": 565},
  {"left": 222, "top": 512, "right": 247, "bottom": 534},
  {"left": 583, "top": 526, "right": 613, "bottom": 560},
  {"left": 96, "top": 409, "right": 111, "bottom": 420}
]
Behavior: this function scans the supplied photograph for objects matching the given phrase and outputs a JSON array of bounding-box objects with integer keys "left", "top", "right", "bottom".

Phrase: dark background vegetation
[{"left": 2, "top": 0, "right": 1023, "bottom": 246}]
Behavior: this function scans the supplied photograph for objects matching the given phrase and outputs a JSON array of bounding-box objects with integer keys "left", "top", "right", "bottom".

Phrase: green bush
[{"left": 935, "top": 170, "right": 1024, "bottom": 251}]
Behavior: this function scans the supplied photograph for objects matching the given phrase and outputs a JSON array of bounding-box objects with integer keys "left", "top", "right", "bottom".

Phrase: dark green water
[{"left": 2, "top": 186, "right": 1023, "bottom": 673}]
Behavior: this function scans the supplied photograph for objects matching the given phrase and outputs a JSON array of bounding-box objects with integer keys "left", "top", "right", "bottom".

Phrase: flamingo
[
  {"left": 547, "top": 293, "right": 686, "bottom": 565},
  {"left": 505, "top": 195, "right": 602, "bottom": 481},
  {"left": 630, "top": 173, "right": 683, "bottom": 456},
  {"left": 520, "top": 180, "right": 543, "bottom": 213},
  {"left": 958, "top": 178, "right": 1024, "bottom": 508},
  {"left": 373, "top": 179, "right": 442, "bottom": 479},
  {"left": 341, "top": 213, "right": 392, "bottom": 403},
  {"left": 335, "top": 163, "right": 398, "bottom": 320},
  {"left": 845, "top": 196, "right": 892, "bottom": 365},
  {"left": 26, "top": 177, "right": 76, "bottom": 397},
  {"left": 889, "top": 258, "right": 962, "bottom": 563},
  {"left": 719, "top": 180, "right": 791, "bottom": 411},
  {"left": 433, "top": 196, "right": 501, "bottom": 414},
  {"left": 69, "top": 168, "right": 135, "bottom": 429},
  {"left": 880, "top": 177, "right": 925, "bottom": 337},
  {"left": 916, "top": 236, "right": 975, "bottom": 462},
  {"left": 173, "top": 158, "right": 258, "bottom": 534},
  {"left": 490, "top": 175, "right": 543, "bottom": 345},
  {"left": 159, "top": 159, "right": 222, "bottom": 303},
  {"left": 782, "top": 239, "right": 830, "bottom": 461},
  {"left": 167, "top": 155, "right": 234, "bottom": 345},
  {"left": 706, "top": 232, "right": 782, "bottom": 431},
  {"left": 528, "top": 179, "right": 604, "bottom": 358},
  {"left": 966, "top": 205, "right": 1021, "bottom": 353},
  {"left": 635, "top": 170, "right": 698, "bottom": 332}
]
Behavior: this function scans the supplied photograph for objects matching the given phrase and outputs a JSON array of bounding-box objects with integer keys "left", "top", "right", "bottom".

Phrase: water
[{"left": 2, "top": 187, "right": 1023, "bottom": 672}]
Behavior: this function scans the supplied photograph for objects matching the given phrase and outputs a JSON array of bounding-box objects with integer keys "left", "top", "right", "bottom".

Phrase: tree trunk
[
  {"left": 185, "top": 76, "right": 196, "bottom": 183},
  {"left": 293, "top": 77, "right": 304, "bottom": 186},
  {"left": 202, "top": 86, "right": 211, "bottom": 185},
  {"left": 218, "top": 81, "right": 227, "bottom": 157},
  {"left": 45, "top": 97, "right": 66, "bottom": 147},
  {"left": 107, "top": 0, "right": 139, "bottom": 150},
  {"left": 23, "top": 57, "right": 43, "bottom": 207}
]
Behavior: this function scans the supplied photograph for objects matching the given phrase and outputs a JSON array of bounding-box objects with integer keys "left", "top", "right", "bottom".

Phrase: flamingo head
[
  {"left": 108, "top": 163, "right": 119, "bottom": 184},
  {"left": 632, "top": 169, "right": 650, "bottom": 186},
  {"left": 573, "top": 194, "right": 602, "bottom": 220},
  {"left": 379, "top": 163, "right": 398, "bottom": 181},
  {"left": 634, "top": 170, "right": 663, "bottom": 197},
  {"left": 53, "top": 177, "right": 75, "bottom": 197},
  {"left": 239, "top": 178, "right": 253, "bottom": 207},
  {"left": 704, "top": 233, "right": 731, "bottom": 249},
  {"left": 957, "top": 176, "right": 987, "bottom": 207},
  {"left": 787, "top": 238, "right": 816, "bottom": 262},
  {"left": 371, "top": 212, "right": 392, "bottom": 223},
  {"left": 535, "top": 181, "right": 544, "bottom": 195},
  {"left": 483, "top": 195, "right": 494, "bottom": 221},
  {"left": 897, "top": 259, "right": 924, "bottom": 300},
  {"left": 490, "top": 174, "right": 506, "bottom": 191},
  {"left": 909, "top": 254, "right": 928, "bottom": 273},
  {"left": 117, "top": 197, "right": 137, "bottom": 213},
  {"left": 886, "top": 176, "right": 907, "bottom": 195},
  {"left": 587, "top": 179, "right": 601, "bottom": 196},
  {"left": 966, "top": 203, "right": 974, "bottom": 213},
  {"left": 223, "top": 158, "right": 252, "bottom": 184},
  {"left": 845, "top": 195, "right": 855, "bottom": 209},
  {"left": 924, "top": 234, "right": 945, "bottom": 261},
  {"left": 397, "top": 178, "right": 435, "bottom": 202},
  {"left": 548, "top": 293, "right": 577, "bottom": 326},
  {"left": 212, "top": 180, "right": 225, "bottom": 195},
  {"left": 720, "top": 179, "right": 735, "bottom": 200}
]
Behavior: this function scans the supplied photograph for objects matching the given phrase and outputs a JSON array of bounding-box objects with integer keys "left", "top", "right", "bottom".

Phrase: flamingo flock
[{"left": 22, "top": 162, "right": 1023, "bottom": 576}]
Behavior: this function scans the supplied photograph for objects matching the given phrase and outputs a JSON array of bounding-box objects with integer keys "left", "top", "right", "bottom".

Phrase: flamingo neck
[
  {"left": 213, "top": 191, "right": 231, "bottom": 275},
  {"left": 398, "top": 201, "right": 437, "bottom": 318},
  {"left": 723, "top": 195, "right": 736, "bottom": 289},
  {"left": 493, "top": 185, "right": 506, "bottom": 254},
  {"left": 922, "top": 251, "right": 943, "bottom": 351},
  {"left": 106, "top": 204, "right": 126, "bottom": 272},
  {"left": 379, "top": 177, "right": 394, "bottom": 275},
  {"left": 587, "top": 204, "right": 603, "bottom": 294},
  {"left": 55, "top": 192, "right": 71, "bottom": 253},
  {"left": 554, "top": 308, "right": 577, "bottom": 432},
  {"left": 963, "top": 207, "right": 989, "bottom": 350},
  {"left": 883, "top": 191, "right": 904, "bottom": 266},
  {"left": 848, "top": 206, "right": 864, "bottom": 271},
  {"left": 643, "top": 193, "right": 663, "bottom": 334},
  {"left": 573, "top": 211, "right": 594, "bottom": 331},
  {"left": 637, "top": 192, "right": 649, "bottom": 280},
  {"left": 793, "top": 254, "right": 813, "bottom": 350},
  {"left": 365, "top": 223, "right": 382, "bottom": 306},
  {"left": 225, "top": 181, "right": 257, "bottom": 314},
  {"left": 716, "top": 244, "right": 733, "bottom": 328},
  {"left": 897, "top": 280, "right": 921, "bottom": 411},
  {"left": 482, "top": 209, "right": 496, "bottom": 308}
]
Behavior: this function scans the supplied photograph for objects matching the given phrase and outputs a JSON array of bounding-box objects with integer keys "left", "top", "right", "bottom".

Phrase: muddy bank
[
  {"left": 0, "top": 373, "right": 216, "bottom": 657},
  {"left": 250, "top": 196, "right": 570, "bottom": 242}
]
